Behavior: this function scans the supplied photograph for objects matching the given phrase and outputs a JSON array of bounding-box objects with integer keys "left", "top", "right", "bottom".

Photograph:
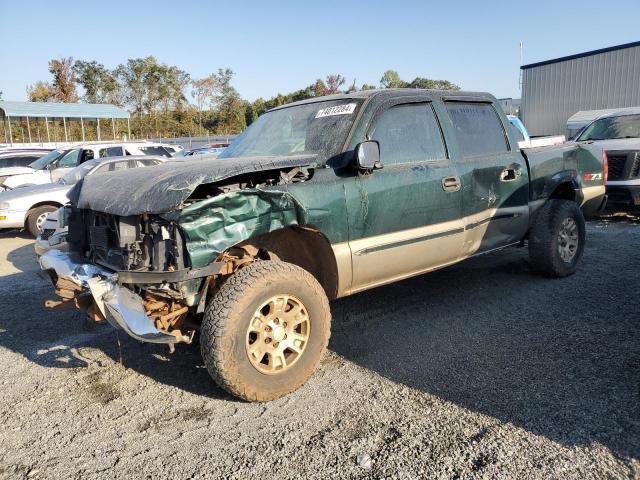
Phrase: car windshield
[
  {"left": 577, "top": 114, "right": 640, "bottom": 141},
  {"left": 218, "top": 99, "right": 363, "bottom": 164},
  {"left": 59, "top": 159, "right": 102, "bottom": 185},
  {"left": 29, "top": 149, "right": 65, "bottom": 170}
]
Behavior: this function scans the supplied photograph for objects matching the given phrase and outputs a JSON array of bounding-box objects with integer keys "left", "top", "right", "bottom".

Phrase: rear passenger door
[
  {"left": 443, "top": 101, "right": 529, "bottom": 254},
  {"left": 345, "top": 100, "right": 464, "bottom": 293}
]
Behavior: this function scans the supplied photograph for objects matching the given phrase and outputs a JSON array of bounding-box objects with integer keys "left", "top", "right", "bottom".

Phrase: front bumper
[
  {"left": 0, "top": 210, "right": 26, "bottom": 229},
  {"left": 606, "top": 184, "right": 640, "bottom": 208},
  {"left": 39, "top": 249, "right": 181, "bottom": 344}
]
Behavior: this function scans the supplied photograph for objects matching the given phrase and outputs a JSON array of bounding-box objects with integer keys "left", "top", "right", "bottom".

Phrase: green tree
[
  {"left": 209, "top": 68, "right": 246, "bottom": 134},
  {"left": 74, "top": 60, "right": 120, "bottom": 104},
  {"left": 191, "top": 74, "right": 218, "bottom": 133},
  {"left": 380, "top": 70, "right": 406, "bottom": 88},
  {"left": 313, "top": 79, "right": 327, "bottom": 97},
  {"left": 408, "top": 77, "right": 460, "bottom": 90},
  {"left": 27, "top": 81, "right": 54, "bottom": 102}
]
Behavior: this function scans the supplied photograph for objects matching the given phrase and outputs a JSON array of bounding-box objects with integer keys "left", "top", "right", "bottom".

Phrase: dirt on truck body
[{"left": 40, "top": 89, "right": 607, "bottom": 401}]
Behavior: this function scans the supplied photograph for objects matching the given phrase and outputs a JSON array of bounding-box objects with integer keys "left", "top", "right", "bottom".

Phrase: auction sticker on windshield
[{"left": 315, "top": 103, "right": 357, "bottom": 118}]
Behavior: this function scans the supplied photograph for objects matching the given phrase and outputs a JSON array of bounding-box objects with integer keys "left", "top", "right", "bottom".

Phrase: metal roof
[
  {"left": 521, "top": 41, "right": 640, "bottom": 70},
  {"left": 0, "top": 101, "right": 130, "bottom": 119}
]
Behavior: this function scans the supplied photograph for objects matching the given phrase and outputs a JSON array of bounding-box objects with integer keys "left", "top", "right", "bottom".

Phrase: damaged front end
[{"left": 40, "top": 159, "right": 313, "bottom": 347}]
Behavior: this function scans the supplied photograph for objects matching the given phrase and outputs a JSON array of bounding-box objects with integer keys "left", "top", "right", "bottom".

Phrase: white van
[{"left": 0, "top": 141, "right": 177, "bottom": 190}]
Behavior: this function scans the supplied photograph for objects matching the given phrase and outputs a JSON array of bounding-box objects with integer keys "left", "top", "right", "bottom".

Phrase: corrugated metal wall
[{"left": 521, "top": 44, "right": 640, "bottom": 136}]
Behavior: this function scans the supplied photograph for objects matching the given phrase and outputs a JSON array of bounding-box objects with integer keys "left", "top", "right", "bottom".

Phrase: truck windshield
[
  {"left": 577, "top": 114, "right": 640, "bottom": 141},
  {"left": 218, "top": 99, "right": 363, "bottom": 164},
  {"left": 29, "top": 149, "right": 65, "bottom": 170}
]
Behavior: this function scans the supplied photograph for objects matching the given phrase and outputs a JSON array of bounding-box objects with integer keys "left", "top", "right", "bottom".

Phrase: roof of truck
[{"left": 270, "top": 89, "right": 496, "bottom": 111}]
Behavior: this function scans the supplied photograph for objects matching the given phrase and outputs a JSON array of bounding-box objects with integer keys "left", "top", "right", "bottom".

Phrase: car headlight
[
  {"left": 0, "top": 176, "right": 6, "bottom": 184},
  {"left": 0, "top": 202, "right": 10, "bottom": 211}
]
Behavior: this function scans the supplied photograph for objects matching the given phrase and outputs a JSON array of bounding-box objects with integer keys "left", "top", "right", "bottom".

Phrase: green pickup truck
[{"left": 40, "top": 89, "right": 606, "bottom": 401}]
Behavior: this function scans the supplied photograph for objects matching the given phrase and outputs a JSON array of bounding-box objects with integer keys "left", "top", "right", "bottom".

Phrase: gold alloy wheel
[
  {"left": 558, "top": 217, "right": 579, "bottom": 263},
  {"left": 246, "top": 294, "right": 310, "bottom": 374}
]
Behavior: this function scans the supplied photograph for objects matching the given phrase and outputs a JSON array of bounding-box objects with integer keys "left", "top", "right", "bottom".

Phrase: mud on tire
[
  {"left": 200, "top": 260, "right": 331, "bottom": 402},
  {"left": 528, "top": 199, "right": 586, "bottom": 277}
]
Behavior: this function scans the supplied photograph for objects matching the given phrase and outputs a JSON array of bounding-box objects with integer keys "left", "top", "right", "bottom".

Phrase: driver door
[{"left": 344, "top": 100, "right": 464, "bottom": 293}]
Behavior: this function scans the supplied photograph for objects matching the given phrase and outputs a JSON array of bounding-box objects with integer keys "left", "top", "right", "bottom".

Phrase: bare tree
[
  {"left": 48, "top": 57, "right": 78, "bottom": 102},
  {"left": 325, "top": 74, "right": 346, "bottom": 95}
]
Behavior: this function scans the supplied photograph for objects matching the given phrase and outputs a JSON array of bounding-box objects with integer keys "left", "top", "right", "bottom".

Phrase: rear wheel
[
  {"left": 26, "top": 205, "right": 57, "bottom": 238},
  {"left": 528, "top": 199, "right": 586, "bottom": 277},
  {"left": 200, "top": 261, "right": 331, "bottom": 402}
]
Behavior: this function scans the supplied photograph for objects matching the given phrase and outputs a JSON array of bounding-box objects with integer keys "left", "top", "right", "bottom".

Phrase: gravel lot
[{"left": 0, "top": 217, "right": 638, "bottom": 479}]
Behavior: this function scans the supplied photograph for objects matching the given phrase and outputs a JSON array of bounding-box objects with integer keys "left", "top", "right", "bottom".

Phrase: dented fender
[{"left": 177, "top": 188, "right": 306, "bottom": 268}]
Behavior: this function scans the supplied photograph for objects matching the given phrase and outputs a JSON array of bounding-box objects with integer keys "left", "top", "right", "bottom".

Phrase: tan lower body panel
[
  {"left": 581, "top": 185, "right": 606, "bottom": 205},
  {"left": 335, "top": 206, "right": 529, "bottom": 297}
]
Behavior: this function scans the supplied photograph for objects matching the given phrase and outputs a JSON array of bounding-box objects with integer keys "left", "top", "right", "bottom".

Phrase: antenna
[{"left": 519, "top": 40, "right": 524, "bottom": 91}]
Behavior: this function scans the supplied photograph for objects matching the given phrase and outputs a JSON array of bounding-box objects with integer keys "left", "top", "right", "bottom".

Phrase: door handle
[
  {"left": 500, "top": 165, "right": 522, "bottom": 182},
  {"left": 441, "top": 176, "right": 461, "bottom": 192}
]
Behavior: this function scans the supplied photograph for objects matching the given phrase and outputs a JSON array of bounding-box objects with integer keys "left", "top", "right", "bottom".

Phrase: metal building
[
  {"left": 520, "top": 41, "right": 640, "bottom": 137},
  {"left": 0, "top": 101, "right": 130, "bottom": 146}
]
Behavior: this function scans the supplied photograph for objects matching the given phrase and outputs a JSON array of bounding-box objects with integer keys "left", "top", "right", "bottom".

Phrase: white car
[
  {"left": 0, "top": 155, "right": 163, "bottom": 237},
  {"left": 0, "top": 141, "right": 176, "bottom": 191}
]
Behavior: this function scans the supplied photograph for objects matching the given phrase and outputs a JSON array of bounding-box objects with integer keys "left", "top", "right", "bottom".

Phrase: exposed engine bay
[
  {"left": 66, "top": 166, "right": 311, "bottom": 276},
  {"left": 47, "top": 165, "right": 313, "bottom": 347}
]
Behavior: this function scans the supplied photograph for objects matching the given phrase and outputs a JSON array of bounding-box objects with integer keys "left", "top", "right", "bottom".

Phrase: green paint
[{"left": 178, "top": 189, "right": 303, "bottom": 268}]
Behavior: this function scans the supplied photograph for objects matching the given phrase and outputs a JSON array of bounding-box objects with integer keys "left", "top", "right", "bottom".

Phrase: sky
[{"left": 0, "top": 0, "right": 639, "bottom": 103}]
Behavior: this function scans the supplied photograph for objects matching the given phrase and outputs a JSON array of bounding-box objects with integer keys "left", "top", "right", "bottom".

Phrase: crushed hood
[{"left": 69, "top": 155, "right": 317, "bottom": 216}]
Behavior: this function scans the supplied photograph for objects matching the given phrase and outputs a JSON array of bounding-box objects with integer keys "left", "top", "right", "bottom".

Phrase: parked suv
[
  {"left": 40, "top": 89, "right": 605, "bottom": 402},
  {"left": 0, "top": 141, "right": 175, "bottom": 191}
]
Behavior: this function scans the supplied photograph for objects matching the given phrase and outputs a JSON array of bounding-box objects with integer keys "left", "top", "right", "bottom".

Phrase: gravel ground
[{"left": 0, "top": 217, "right": 638, "bottom": 479}]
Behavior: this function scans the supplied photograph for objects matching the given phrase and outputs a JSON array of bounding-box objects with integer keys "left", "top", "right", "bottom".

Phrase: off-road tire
[
  {"left": 200, "top": 260, "right": 331, "bottom": 402},
  {"left": 528, "top": 199, "right": 586, "bottom": 277},
  {"left": 26, "top": 205, "right": 57, "bottom": 238}
]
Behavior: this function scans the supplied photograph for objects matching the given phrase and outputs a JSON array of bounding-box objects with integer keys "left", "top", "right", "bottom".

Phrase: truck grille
[
  {"left": 607, "top": 154, "right": 626, "bottom": 180},
  {"left": 606, "top": 151, "right": 640, "bottom": 180}
]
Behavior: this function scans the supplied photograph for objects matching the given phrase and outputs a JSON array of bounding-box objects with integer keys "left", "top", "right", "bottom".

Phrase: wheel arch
[
  {"left": 548, "top": 177, "right": 582, "bottom": 203},
  {"left": 235, "top": 225, "right": 341, "bottom": 300},
  {"left": 24, "top": 201, "right": 64, "bottom": 228}
]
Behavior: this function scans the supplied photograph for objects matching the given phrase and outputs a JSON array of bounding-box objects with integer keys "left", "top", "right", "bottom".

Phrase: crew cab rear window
[
  {"left": 445, "top": 103, "right": 509, "bottom": 156},
  {"left": 370, "top": 103, "right": 446, "bottom": 165}
]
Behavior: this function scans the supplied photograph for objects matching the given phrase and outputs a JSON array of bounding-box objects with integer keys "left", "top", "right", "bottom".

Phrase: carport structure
[{"left": 0, "top": 101, "right": 130, "bottom": 145}]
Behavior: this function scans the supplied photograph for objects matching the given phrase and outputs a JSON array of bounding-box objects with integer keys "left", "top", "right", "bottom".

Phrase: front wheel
[
  {"left": 528, "top": 199, "right": 586, "bottom": 277},
  {"left": 200, "top": 261, "right": 331, "bottom": 402},
  {"left": 26, "top": 205, "right": 57, "bottom": 238}
]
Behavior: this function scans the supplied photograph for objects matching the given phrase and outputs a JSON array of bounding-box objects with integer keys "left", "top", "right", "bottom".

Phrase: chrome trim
[
  {"left": 39, "top": 249, "right": 114, "bottom": 288},
  {"left": 607, "top": 179, "right": 640, "bottom": 186},
  {"left": 40, "top": 249, "right": 179, "bottom": 344}
]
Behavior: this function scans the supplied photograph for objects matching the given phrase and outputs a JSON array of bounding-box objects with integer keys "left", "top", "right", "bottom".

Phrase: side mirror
[{"left": 353, "top": 140, "right": 382, "bottom": 171}]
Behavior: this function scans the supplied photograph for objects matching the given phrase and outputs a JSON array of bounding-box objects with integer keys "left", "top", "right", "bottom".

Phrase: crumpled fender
[{"left": 177, "top": 188, "right": 305, "bottom": 268}]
